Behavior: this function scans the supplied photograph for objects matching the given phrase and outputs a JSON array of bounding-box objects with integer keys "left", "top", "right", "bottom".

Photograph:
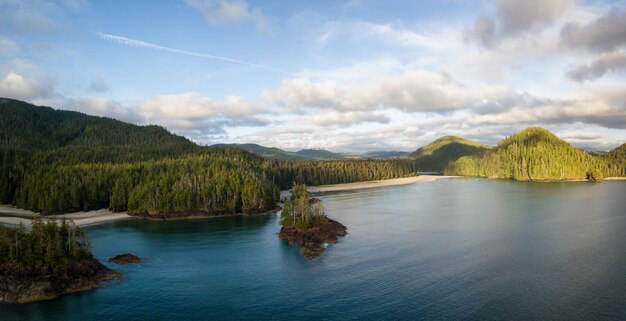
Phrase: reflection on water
[{"left": 2, "top": 179, "right": 625, "bottom": 321}]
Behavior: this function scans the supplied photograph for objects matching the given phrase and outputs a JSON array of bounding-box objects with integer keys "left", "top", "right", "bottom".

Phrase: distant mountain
[
  {"left": 363, "top": 151, "right": 410, "bottom": 159},
  {"left": 445, "top": 127, "right": 607, "bottom": 180},
  {"left": 212, "top": 143, "right": 307, "bottom": 161},
  {"left": 409, "top": 136, "right": 489, "bottom": 172},
  {"left": 295, "top": 149, "right": 344, "bottom": 160},
  {"left": 213, "top": 144, "right": 347, "bottom": 161}
]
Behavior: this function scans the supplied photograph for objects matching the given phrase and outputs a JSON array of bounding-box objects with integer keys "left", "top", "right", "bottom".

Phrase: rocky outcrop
[
  {"left": 108, "top": 254, "right": 141, "bottom": 265},
  {"left": 0, "top": 259, "right": 120, "bottom": 304},
  {"left": 278, "top": 219, "right": 347, "bottom": 259}
]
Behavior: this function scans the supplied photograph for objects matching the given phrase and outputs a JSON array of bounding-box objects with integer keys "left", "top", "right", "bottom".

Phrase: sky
[{"left": 0, "top": 0, "right": 625, "bottom": 152}]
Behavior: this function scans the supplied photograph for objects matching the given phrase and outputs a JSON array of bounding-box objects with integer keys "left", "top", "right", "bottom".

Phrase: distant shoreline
[
  {"left": 0, "top": 175, "right": 447, "bottom": 227},
  {"left": 2, "top": 174, "right": 623, "bottom": 227},
  {"left": 307, "top": 175, "right": 457, "bottom": 193}
]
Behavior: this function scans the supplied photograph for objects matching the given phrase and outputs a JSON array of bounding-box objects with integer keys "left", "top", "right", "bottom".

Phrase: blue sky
[{"left": 1, "top": 0, "right": 625, "bottom": 152}]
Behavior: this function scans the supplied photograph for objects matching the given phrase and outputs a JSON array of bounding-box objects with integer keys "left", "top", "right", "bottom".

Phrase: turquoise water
[{"left": 2, "top": 179, "right": 626, "bottom": 320}]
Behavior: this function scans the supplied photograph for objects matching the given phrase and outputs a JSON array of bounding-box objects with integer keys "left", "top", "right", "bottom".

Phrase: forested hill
[
  {"left": 410, "top": 136, "right": 489, "bottom": 172},
  {"left": 295, "top": 149, "right": 344, "bottom": 160},
  {"left": 0, "top": 98, "right": 200, "bottom": 163},
  {"left": 0, "top": 98, "right": 416, "bottom": 215},
  {"left": 601, "top": 143, "right": 626, "bottom": 177},
  {"left": 444, "top": 127, "right": 617, "bottom": 180},
  {"left": 0, "top": 98, "right": 197, "bottom": 150}
]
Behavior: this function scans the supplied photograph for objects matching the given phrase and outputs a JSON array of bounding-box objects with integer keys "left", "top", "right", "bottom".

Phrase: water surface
[{"left": 3, "top": 179, "right": 625, "bottom": 320}]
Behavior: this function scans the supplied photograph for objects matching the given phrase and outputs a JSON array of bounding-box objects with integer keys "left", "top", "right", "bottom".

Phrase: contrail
[{"left": 97, "top": 32, "right": 279, "bottom": 72}]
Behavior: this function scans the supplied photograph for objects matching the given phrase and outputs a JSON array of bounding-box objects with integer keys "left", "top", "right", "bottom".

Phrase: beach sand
[
  {"left": 307, "top": 175, "right": 457, "bottom": 193},
  {"left": 0, "top": 206, "right": 132, "bottom": 227}
]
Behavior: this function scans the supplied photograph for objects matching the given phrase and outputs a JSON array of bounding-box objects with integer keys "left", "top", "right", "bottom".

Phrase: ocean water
[{"left": 2, "top": 179, "right": 626, "bottom": 320}]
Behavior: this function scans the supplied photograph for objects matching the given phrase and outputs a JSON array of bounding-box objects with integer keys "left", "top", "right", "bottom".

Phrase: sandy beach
[
  {"left": 307, "top": 175, "right": 457, "bottom": 193},
  {"left": 0, "top": 206, "right": 132, "bottom": 227}
]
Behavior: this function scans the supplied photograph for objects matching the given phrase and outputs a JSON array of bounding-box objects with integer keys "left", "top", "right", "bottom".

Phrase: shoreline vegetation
[
  {"left": 2, "top": 174, "right": 625, "bottom": 228},
  {"left": 0, "top": 176, "right": 449, "bottom": 227}
]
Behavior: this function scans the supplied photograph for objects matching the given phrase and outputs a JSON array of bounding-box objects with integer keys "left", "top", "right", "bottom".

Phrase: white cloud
[
  {"left": 316, "top": 20, "right": 460, "bottom": 51},
  {"left": 466, "top": 0, "right": 567, "bottom": 47},
  {"left": 0, "top": 71, "right": 54, "bottom": 101},
  {"left": 64, "top": 97, "right": 144, "bottom": 124},
  {"left": 309, "top": 110, "right": 390, "bottom": 127},
  {"left": 139, "top": 92, "right": 270, "bottom": 131},
  {"left": 561, "top": 8, "right": 626, "bottom": 53},
  {"left": 185, "top": 0, "right": 267, "bottom": 31},
  {"left": 567, "top": 50, "right": 626, "bottom": 82},
  {"left": 263, "top": 70, "right": 509, "bottom": 113}
]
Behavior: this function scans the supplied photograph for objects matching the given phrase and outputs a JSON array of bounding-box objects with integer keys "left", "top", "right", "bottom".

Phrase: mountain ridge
[{"left": 410, "top": 136, "right": 490, "bottom": 172}]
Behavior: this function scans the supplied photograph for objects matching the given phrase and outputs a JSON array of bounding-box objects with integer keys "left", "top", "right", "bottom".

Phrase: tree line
[
  {"left": 0, "top": 147, "right": 416, "bottom": 215},
  {"left": 265, "top": 159, "right": 417, "bottom": 190}
]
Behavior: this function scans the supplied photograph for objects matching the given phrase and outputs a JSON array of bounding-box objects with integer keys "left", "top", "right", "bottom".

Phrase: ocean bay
[{"left": 3, "top": 179, "right": 625, "bottom": 320}]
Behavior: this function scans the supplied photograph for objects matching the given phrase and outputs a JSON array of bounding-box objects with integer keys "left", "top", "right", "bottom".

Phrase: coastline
[
  {"left": 0, "top": 175, "right": 449, "bottom": 227},
  {"left": 307, "top": 175, "right": 457, "bottom": 193},
  {"left": 6, "top": 173, "right": 620, "bottom": 228},
  {"left": 0, "top": 206, "right": 132, "bottom": 227}
]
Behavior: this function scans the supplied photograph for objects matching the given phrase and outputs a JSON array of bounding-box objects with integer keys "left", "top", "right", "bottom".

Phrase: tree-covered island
[
  {"left": 278, "top": 184, "right": 347, "bottom": 258},
  {"left": 0, "top": 218, "right": 120, "bottom": 303}
]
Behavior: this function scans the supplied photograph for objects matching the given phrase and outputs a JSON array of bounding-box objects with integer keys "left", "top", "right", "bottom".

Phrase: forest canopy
[{"left": 0, "top": 98, "right": 416, "bottom": 215}]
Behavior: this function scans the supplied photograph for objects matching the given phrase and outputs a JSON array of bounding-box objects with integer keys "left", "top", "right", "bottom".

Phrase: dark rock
[
  {"left": 278, "top": 219, "right": 347, "bottom": 259},
  {"left": 108, "top": 254, "right": 141, "bottom": 265},
  {"left": 0, "top": 259, "right": 121, "bottom": 304}
]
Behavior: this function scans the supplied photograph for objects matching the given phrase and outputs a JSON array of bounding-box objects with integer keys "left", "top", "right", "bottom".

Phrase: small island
[
  {"left": 109, "top": 253, "right": 141, "bottom": 265},
  {"left": 278, "top": 184, "right": 347, "bottom": 258},
  {"left": 0, "top": 218, "right": 120, "bottom": 304}
]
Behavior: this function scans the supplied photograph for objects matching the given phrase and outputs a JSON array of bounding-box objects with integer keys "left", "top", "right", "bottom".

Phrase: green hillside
[
  {"left": 410, "top": 136, "right": 489, "bottom": 172},
  {"left": 445, "top": 127, "right": 608, "bottom": 181},
  {"left": 295, "top": 149, "right": 344, "bottom": 160},
  {"left": 0, "top": 98, "right": 416, "bottom": 215},
  {"left": 0, "top": 98, "right": 195, "bottom": 150},
  {"left": 601, "top": 143, "right": 626, "bottom": 177}
]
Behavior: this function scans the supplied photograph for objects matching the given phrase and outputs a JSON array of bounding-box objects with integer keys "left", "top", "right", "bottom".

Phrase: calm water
[{"left": 2, "top": 179, "right": 626, "bottom": 320}]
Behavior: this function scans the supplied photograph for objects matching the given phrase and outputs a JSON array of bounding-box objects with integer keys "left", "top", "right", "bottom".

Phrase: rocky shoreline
[
  {"left": 128, "top": 206, "right": 278, "bottom": 220},
  {"left": 0, "top": 259, "right": 120, "bottom": 304},
  {"left": 278, "top": 219, "right": 347, "bottom": 258}
]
